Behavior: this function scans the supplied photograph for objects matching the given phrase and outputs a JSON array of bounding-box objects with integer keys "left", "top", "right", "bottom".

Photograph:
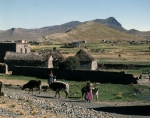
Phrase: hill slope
[
  {"left": 41, "top": 21, "right": 140, "bottom": 43},
  {"left": 0, "top": 21, "right": 82, "bottom": 41}
]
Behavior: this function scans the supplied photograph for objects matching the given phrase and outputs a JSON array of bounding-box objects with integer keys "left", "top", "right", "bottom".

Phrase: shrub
[{"left": 65, "top": 56, "right": 80, "bottom": 70}]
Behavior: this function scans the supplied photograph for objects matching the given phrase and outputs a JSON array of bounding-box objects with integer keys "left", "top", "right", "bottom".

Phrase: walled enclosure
[{"left": 12, "top": 66, "right": 137, "bottom": 84}]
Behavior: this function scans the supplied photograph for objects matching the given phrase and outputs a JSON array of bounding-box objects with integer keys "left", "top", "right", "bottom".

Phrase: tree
[{"left": 65, "top": 56, "right": 80, "bottom": 70}]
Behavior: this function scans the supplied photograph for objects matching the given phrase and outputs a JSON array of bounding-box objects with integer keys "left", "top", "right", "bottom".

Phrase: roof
[
  {"left": 38, "top": 49, "right": 65, "bottom": 61},
  {"left": 75, "top": 49, "right": 95, "bottom": 61},
  {"left": 4, "top": 51, "right": 52, "bottom": 61}
]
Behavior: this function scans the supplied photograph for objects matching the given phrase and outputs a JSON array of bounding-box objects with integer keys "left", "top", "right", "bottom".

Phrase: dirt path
[{"left": 0, "top": 79, "right": 150, "bottom": 118}]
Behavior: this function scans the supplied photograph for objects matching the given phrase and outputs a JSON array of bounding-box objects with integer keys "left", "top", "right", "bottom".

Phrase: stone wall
[
  {"left": 16, "top": 43, "right": 30, "bottom": 53},
  {"left": 12, "top": 66, "right": 137, "bottom": 84},
  {"left": 98, "top": 64, "right": 150, "bottom": 69}
]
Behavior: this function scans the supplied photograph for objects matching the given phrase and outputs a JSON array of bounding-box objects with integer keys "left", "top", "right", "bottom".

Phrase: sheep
[
  {"left": 49, "top": 81, "right": 69, "bottom": 99},
  {"left": 22, "top": 80, "right": 41, "bottom": 94}
]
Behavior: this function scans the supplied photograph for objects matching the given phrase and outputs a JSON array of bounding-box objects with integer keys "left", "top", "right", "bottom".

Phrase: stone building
[
  {"left": 37, "top": 49, "right": 65, "bottom": 69},
  {"left": 4, "top": 51, "right": 53, "bottom": 70},
  {"left": 0, "top": 42, "right": 30, "bottom": 62},
  {"left": 75, "top": 49, "right": 98, "bottom": 70}
]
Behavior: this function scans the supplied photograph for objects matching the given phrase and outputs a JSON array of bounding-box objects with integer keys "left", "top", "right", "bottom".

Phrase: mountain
[
  {"left": 92, "top": 17, "right": 126, "bottom": 32},
  {"left": 126, "top": 29, "right": 150, "bottom": 40},
  {"left": 39, "top": 21, "right": 140, "bottom": 43},
  {"left": 0, "top": 17, "right": 149, "bottom": 41},
  {"left": 0, "top": 21, "right": 82, "bottom": 41}
]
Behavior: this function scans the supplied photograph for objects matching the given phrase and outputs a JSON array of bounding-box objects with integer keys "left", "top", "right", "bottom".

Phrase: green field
[
  {"left": 31, "top": 43, "right": 150, "bottom": 75},
  {"left": 31, "top": 43, "right": 150, "bottom": 63},
  {"left": 1, "top": 75, "right": 150, "bottom": 103}
]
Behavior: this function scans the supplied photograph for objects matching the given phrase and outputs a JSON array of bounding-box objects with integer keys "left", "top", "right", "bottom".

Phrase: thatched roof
[
  {"left": 75, "top": 49, "right": 95, "bottom": 61},
  {"left": 4, "top": 51, "right": 52, "bottom": 61},
  {"left": 50, "top": 50, "right": 65, "bottom": 61},
  {"left": 38, "top": 49, "right": 65, "bottom": 61}
]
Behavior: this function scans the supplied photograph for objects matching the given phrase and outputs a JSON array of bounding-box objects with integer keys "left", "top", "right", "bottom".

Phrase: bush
[{"left": 65, "top": 56, "right": 80, "bottom": 70}]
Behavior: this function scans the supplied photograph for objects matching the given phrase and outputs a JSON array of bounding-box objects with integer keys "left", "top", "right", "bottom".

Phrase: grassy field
[
  {"left": 31, "top": 42, "right": 150, "bottom": 75},
  {"left": 31, "top": 42, "right": 150, "bottom": 64},
  {"left": 1, "top": 75, "right": 150, "bottom": 103}
]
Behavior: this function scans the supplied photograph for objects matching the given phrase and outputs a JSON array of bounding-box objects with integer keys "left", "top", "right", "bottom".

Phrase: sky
[{"left": 0, "top": 0, "right": 150, "bottom": 31}]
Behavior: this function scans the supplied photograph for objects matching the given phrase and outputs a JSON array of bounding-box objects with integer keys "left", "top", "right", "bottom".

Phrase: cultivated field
[{"left": 31, "top": 42, "right": 150, "bottom": 76}]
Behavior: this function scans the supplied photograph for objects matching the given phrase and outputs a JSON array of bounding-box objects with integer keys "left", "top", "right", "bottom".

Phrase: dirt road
[{"left": 1, "top": 83, "right": 150, "bottom": 118}]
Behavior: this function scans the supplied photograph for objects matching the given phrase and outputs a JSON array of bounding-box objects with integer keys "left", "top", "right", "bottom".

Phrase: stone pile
[{"left": 0, "top": 90, "right": 114, "bottom": 118}]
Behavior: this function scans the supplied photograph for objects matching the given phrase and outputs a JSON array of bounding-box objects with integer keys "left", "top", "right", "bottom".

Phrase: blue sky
[{"left": 0, "top": 0, "right": 150, "bottom": 31}]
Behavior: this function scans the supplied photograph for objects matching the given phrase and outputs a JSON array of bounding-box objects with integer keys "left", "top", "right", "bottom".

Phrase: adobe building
[
  {"left": 75, "top": 49, "right": 98, "bottom": 70},
  {"left": 0, "top": 42, "right": 30, "bottom": 63},
  {"left": 4, "top": 51, "right": 53, "bottom": 70}
]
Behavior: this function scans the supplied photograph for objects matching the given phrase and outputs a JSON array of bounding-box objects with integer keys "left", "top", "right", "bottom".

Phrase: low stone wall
[
  {"left": 98, "top": 64, "right": 150, "bottom": 69},
  {"left": 12, "top": 66, "right": 137, "bottom": 84}
]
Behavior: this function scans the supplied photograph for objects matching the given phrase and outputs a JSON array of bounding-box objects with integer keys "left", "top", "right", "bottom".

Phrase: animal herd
[{"left": 0, "top": 80, "right": 98, "bottom": 102}]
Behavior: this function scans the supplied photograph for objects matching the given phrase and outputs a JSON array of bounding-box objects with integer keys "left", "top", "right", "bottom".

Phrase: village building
[
  {"left": 4, "top": 51, "right": 53, "bottom": 71},
  {"left": 75, "top": 49, "right": 98, "bottom": 70},
  {"left": 15, "top": 40, "right": 28, "bottom": 43},
  {"left": 0, "top": 42, "right": 30, "bottom": 63},
  {"left": 37, "top": 49, "right": 65, "bottom": 69}
]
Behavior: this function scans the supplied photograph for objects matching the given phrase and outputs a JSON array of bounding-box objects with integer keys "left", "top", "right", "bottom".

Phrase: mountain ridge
[
  {"left": 0, "top": 17, "right": 149, "bottom": 41},
  {"left": 39, "top": 21, "right": 141, "bottom": 43}
]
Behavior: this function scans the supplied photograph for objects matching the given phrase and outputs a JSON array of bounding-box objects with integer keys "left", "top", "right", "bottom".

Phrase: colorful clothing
[{"left": 86, "top": 92, "right": 93, "bottom": 100}]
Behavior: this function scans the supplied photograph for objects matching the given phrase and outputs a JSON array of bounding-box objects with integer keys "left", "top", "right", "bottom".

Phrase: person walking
[
  {"left": 48, "top": 70, "right": 54, "bottom": 88},
  {"left": 86, "top": 83, "right": 93, "bottom": 103}
]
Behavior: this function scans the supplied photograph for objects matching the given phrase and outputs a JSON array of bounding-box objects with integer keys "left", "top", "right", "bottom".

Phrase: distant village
[{"left": 0, "top": 40, "right": 98, "bottom": 74}]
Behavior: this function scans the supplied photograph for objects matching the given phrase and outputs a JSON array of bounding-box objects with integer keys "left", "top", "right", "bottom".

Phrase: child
[{"left": 86, "top": 83, "right": 93, "bottom": 102}]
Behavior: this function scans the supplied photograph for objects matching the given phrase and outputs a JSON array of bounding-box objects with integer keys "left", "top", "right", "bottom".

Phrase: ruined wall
[
  {"left": 12, "top": 66, "right": 137, "bottom": 84},
  {"left": 16, "top": 43, "right": 30, "bottom": 53}
]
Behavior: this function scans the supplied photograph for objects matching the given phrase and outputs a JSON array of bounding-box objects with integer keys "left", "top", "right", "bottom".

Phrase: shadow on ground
[{"left": 93, "top": 105, "right": 150, "bottom": 116}]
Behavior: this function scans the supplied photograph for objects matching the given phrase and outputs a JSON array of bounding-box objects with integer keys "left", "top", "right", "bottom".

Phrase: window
[
  {"left": 25, "top": 48, "right": 27, "bottom": 53},
  {"left": 20, "top": 48, "right": 22, "bottom": 53}
]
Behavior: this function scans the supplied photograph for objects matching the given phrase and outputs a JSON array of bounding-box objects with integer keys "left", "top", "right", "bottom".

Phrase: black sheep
[{"left": 22, "top": 80, "right": 41, "bottom": 94}]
